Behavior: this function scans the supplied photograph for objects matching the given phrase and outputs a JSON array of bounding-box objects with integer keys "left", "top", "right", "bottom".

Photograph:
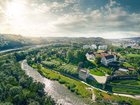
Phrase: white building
[
  {"left": 112, "top": 43, "right": 121, "bottom": 47},
  {"left": 86, "top": 52, "right": 95, "bottom": 60},
  {"left": 79, "top": 69, "right": 89, "bottom": 81},
  {"left": 83, "top": 45, "right": 91, "bottom": 49},
  {"left": 83, "top": 44, "right": 97, "bottom": 49},
  {"left": 101, "top": 55, "right": 116, "bottom": 66},
  {"left": 98, "top": 45, "right": 108, "bottom": 50},
  {"left": 91, "top": 44, "right": 97, "bottom": 49},
  {"left": 118, "top": 68, "right": 128, "bottom": 72}
]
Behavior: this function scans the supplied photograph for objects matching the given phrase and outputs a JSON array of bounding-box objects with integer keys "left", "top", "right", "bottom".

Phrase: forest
[{"left": 0, "top": 54, "right": 55, "bottom": 105}]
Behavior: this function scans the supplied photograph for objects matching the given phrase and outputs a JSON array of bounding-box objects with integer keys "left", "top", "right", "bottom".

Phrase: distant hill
[
  {"left": 125, "top": 37, "right": 140, "bottom": 41},
  {"left": 0, "top": 34, "right": 25, "bottom": 50},
  {"left": 0, "top": 34, "right": 110, "bottom": 50},
  {"left": 0, "top": 34, "right": 41, "bottom": 50}
]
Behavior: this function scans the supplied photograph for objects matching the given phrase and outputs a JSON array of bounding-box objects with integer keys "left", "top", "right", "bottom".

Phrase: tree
[
  {"left": 74, "top": 50, "right": 86, "bottom": 64},
  {"left": 66, "top": 50, "right": 74, "bottom": 63},
  {"left": 9, "top": 86, "right": 22, "bottom": 97},
  {"left": 95, "top": 56, "right": 101, "bottom": 65},
  {"left": 37, "top": 64, "right": 42, "bottom": 70}
]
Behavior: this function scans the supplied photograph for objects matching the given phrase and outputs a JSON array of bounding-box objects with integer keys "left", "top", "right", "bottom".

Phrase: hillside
[
  {"left": 0, "top": 34, "right": 46, "bottom": 50},
  {"left": 0, "top": 34, "right": 110, "bottom": 51}
]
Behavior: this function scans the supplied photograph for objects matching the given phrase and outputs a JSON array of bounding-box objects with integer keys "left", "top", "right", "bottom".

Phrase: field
[
  {"left": 42, "top": 60, "right": 78, "bottom": 76},
  {"left": 109, "top": 80, "right": 140, "bottom": 95},
  {"left": 122, "top": 62, "right": 133, "bottom": 68},
  {"left": 89, "top": 66, "right": 112, "bottom": 76},
  {"left": 100, "top": 67, "right": 112, "bottom": 74},
  {"left": 126, "top": 54, "right": 140, "bottom": 57},
  {"left": 90, "top": 69, "right": 105, "bottom": 76}
]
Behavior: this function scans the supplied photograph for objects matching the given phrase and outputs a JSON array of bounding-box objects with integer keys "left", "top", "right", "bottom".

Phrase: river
[{"left": 21, "top": 60, "right": 94, "bottom": 105}]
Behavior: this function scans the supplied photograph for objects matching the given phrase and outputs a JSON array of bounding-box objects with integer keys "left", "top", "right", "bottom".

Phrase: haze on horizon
[{"left": 0, "top": 0, "right": 140, "bottom": 39}]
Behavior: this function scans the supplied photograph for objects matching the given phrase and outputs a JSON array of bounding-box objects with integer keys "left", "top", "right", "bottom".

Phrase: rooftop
[{"left": 104, "top": 55, "right": 114, "bottom": 59}]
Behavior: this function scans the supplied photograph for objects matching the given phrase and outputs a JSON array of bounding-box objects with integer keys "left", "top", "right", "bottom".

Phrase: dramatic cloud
[{"left": 0, "top": 0, "right": 140, "bottom": 38}]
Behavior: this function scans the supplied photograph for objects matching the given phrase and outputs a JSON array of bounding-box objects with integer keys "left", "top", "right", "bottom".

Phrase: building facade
[
  {"left": 101, "top": 55, "right": 117, "bottom": 66},
  {"left": 79, "top": 69, "right": 89, "bottom": 81}
]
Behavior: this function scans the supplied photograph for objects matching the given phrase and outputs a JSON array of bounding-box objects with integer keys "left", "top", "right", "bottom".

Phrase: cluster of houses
[
  {"left": 85, "top": 50, "right": 136, "bottom": 71},
  {"left": 78, "top": 43, "right": 138, "bottom": 82},
  {"left": 78, "top": 50, "right": 117, "bottom": 81},
  {"left": 86, "top": 50, "right": 117, "bottom": 66},
  {"left": 78, "top": 49, "right": 136, "bottom": 81},
  {"left": 83, "top": 44, "right": 108, "bottom": 50},
  {"left": 123, "top": 43, "right": 140, "bottom": 49},
  {"left": 112, "top": 40, "right": 140, "bottom": 49}
]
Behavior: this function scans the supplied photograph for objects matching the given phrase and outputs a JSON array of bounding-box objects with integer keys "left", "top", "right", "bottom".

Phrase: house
[
  {"left": 79, "top": 69, "right": 89, "bottom": 81},
  {"left": 83, "top": 45, "right": 91, "bottom": 49},
  {"left": 86, "top": 52, "right": 95, "bottom": 60},
  {"left": 98, "top": 45, "right": 108, "bottom": 50},
  {"left": 128, "top": 68, "right": 135, "bottom": 71},
  {"left": 83, "top": 44, "right": 97, "bottom": 49},
  {"left": 118, "top": 68, "right": 128, "bottom": 72},
  {"left": 58, "top": 50, "right": 67, "bottom": 57},
  {"left": 108, "top": 61, "right": 120, "bottom": 68},
  {"left": 101, "top": 55, "right": 117, "bottom": 66},
  {"left": 91, "top": 44, "right": 97, "bottom": 49}
]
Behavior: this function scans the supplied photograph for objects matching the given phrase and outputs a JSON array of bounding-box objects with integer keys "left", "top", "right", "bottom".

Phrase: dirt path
[{"left": 91, "top": 74, "right": 107, "bottom": 84}]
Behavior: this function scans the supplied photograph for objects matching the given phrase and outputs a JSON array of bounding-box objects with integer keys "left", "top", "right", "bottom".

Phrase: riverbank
[
  {"left": 36, "top": 65, "right": 93, "bottom": 99},
  {"left": 21, "top": 60, "right": 95, "bottom": 105}
]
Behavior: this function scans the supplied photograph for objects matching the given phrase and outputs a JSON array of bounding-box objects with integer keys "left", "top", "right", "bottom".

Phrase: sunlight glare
[{"left": 6, "top": 1, "right": 26, "bottom": 18}]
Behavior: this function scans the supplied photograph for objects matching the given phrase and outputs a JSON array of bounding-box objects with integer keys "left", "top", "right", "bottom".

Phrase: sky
[{"left": 0, "top": 0, "right": 140, "bottom": 38}]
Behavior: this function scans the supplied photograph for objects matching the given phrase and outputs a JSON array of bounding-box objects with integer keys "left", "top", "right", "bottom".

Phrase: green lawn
[
  {"left": 110, "top": 80, "right": 140, "bottom": 86},
  {"left": 90, "top": 66, "right": 112, "bottom": 76},
  {"left": 109, "top": 80, "right": 140, "bottom": 95},
  {"left": 123, "top": 62, "right": 133, "bottom": 68},
  {"left": 112, "top": 87, "right": 140, "bottom": 95},
  {"left": 90, "top": 69, "right": 105, "bottom": 76},
  {"left": 126, "top": 54, "right": 140, "bottom": 57},
  {"left": 99, "top": 67, "right": 112, "bottom": 75}
]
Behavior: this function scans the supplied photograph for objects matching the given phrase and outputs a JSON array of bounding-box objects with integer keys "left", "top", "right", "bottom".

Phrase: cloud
[
  {"left": 52, "top": 0, "right": 140, "bottom": 37},
  {"left": 0, "top": 0, "right": 139, "bottom": 38}
]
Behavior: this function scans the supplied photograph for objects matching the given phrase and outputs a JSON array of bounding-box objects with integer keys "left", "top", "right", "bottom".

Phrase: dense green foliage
[
  {"left": 114, "top": 47, "right": 140, "bottom": 70},
  {"left": 0, "top": 55, "right": 55, "bottom": 105}
]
